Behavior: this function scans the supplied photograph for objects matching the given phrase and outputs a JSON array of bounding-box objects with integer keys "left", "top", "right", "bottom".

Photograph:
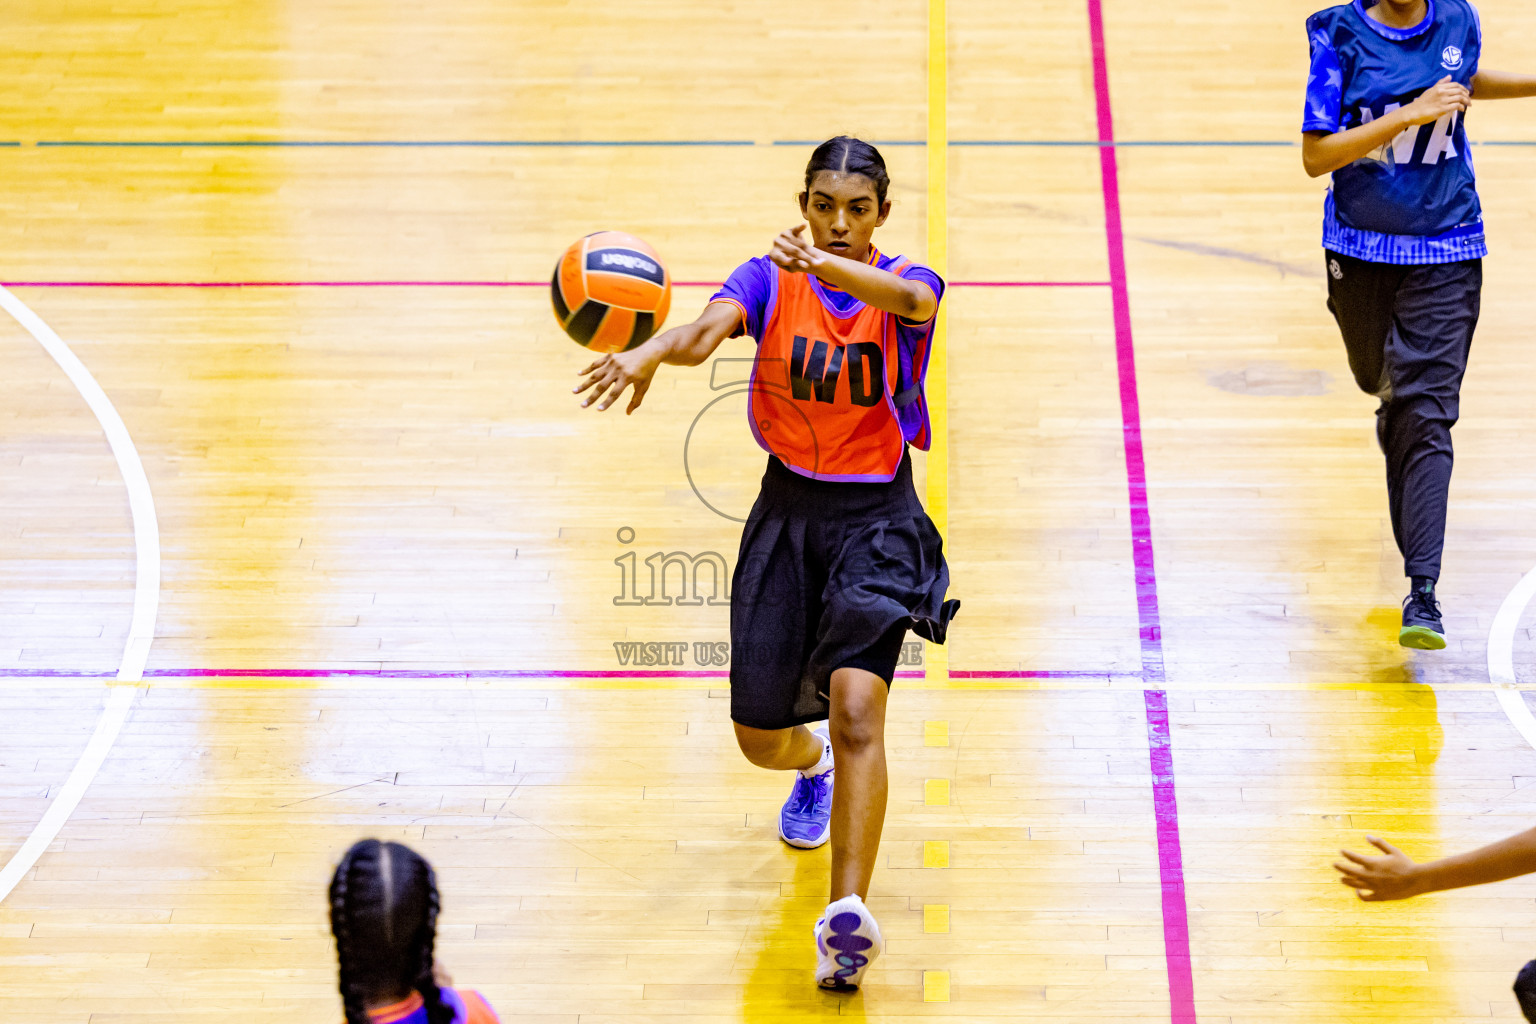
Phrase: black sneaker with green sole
[{"left": 1399, "top": 582, "right": 1446, "bottom": 650}]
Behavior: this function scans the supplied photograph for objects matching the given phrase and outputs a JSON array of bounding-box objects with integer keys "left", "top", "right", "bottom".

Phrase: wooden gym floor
[{"left": 4, "top": 0, "right": 1536, "bottom": 1021}]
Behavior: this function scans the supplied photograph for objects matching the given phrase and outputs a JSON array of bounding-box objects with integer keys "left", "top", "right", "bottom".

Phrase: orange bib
[{"left": 747, "top": 261, "right": 917, "bottom": 482}]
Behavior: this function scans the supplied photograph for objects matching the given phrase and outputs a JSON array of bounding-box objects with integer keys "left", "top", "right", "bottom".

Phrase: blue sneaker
[{"left": 778, "top": 731, "right": 833, "bottom": 849}]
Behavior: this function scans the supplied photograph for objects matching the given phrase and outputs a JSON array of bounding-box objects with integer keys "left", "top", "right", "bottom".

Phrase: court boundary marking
[
  {"left": 1085, "top": 2, "right": 1197, "bottom": 1021},
  {"left": 12, "top": 137, "right": 1536, "bottom": 147},
  {"left": 0, "top": 286, "right": 159, "bottom": 905},
  {"left": 0, "top": 280, "right": 1111, "bottom": 289},
  {"left": 5, "top": 674, "right": 1525, "bottom": 694},
  {"left": 9, "top": 140, "right": 1536, "bottom": 150},
  {"left": 925, "top": 0, "right": 950, "bottom": 693},
  {"left": 1490, "top": 565, "right": 1536, "bottom": 749}
]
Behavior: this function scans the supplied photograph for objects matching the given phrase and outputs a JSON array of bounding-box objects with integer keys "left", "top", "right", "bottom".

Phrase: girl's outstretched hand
[
  {"left": 770, "top": 224, "right": 824, "bottom": 274},
  {"left": 1333, "top": 836, "right": 1424, "bottom": 901},
  {"left": 574, "top": 345, "right": 661, "bottom": 414}
]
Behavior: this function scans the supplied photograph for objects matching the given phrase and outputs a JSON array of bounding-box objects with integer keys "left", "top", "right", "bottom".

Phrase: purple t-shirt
[{"left": 709, "top": 249, "right": 944, "bottom": 447}]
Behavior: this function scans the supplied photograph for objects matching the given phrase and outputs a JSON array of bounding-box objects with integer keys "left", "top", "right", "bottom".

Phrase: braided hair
[{"left": 329, "top": 839, "right": 454, "bottom": 1024}]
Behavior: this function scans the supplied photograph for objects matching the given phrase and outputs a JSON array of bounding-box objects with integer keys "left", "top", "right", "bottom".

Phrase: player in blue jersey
[{"left": 1302, "top": 0, "right": 1536, "bottom": 648}]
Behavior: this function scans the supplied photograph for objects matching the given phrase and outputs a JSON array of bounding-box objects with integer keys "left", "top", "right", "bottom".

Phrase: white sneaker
[{"left": 814, "top": 894, "right": 883, "bottom": 991}]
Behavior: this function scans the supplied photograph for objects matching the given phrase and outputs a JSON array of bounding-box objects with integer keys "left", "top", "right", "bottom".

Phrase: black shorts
[{"left": 729, "top": 452, "right": 959, "bottom": 731}]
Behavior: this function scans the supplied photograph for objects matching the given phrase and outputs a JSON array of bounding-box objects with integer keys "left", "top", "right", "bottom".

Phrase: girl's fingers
[
  {"left": 577, "top": 369, "right": 613, "bottom": 397},
  {"left": 596, "top": 379, "right": 629, "bottom": 411},
  {"left": 1367, "top": 836, "right": 1402, "bottom": 856},
  {"left": 1334, "top": 864, "right": 1372, "bottom": 885},
  {"left": 588, "top": 380, "right": 616, "bottom": 410},
  {"left": 626, "top": 377, "right": 651, "bottom": 414},
  {"left": 580, "top": 373, "right": 616, "bottom": 407},
  {"left": 1339, "top": 848, "right": 1373, "bottom": 866}
]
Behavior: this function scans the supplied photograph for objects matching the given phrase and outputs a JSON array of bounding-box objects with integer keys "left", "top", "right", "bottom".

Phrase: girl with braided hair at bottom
[{"left": 329, "top": 839, "right": 500, "bottom": 1024}]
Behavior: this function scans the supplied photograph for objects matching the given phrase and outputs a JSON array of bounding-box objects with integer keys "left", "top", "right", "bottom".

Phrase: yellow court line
[
  {"left": 924, "top": 0, "right": 949, "bottom": 690},
  {"left": 923, "top": 903, "right": 951, "bottom": 934},
  {"left": 922, "top": 840, "right": 950, "bottom": 868},
  {"left": 3, "top": 676, "right": 1532, "bottom": 694}
]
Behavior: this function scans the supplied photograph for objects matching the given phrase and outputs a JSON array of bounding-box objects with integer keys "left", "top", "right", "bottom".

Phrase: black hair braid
[
  {"left": 413, "top": 863, "right": 454, "bottom": 1024},
  {"left": 329, "top": 842, "right": 374, "bottom": 1024},
  {"left": 803, "top": 135, "right": 891, "bottom": 205},
  {"left": 330, "top": 839, "right": 452, "bottom": 1024}
]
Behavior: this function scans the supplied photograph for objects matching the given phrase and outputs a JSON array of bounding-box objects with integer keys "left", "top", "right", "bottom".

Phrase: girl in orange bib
[{"left": 576, "top": 136, "right": 958, "bottom": 991}]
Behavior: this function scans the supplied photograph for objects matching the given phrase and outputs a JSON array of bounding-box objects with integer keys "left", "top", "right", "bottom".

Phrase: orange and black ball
[{"left": 551, "top": 232, "right": 672, "bottom": 352}]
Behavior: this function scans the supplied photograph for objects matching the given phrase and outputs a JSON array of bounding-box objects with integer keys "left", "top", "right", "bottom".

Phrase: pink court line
[
  {"left": 1088, "top": 0, "right": 1195, "bottom": 1021},
  {"left": 0, "top": 280, "right": 1109, "bottom": 289}
]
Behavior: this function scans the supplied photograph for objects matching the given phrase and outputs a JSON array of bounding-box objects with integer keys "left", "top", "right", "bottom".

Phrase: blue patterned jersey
[{"left": 1303, "top": 0, "right": 1487, "bottom": 263}]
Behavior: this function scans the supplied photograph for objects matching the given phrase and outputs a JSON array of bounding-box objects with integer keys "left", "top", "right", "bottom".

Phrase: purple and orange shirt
[
  {"left": 362, "top": 989, "right": 500, "bottom": 1024},
  {"left": 710, "top": 248, "right": 944, "bottom": 482}
]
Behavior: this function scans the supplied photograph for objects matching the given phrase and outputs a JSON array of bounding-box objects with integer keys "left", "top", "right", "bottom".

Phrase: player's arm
[
  {"left": 1472, "top": 70, "right": 1536, "bottom": 99},
  {"left": 573, "top": 300, "right": 742, "bottom": 414},
  {"left": 770, "top": 226, "right": 937, "bottom": 322},
  {"left": 1302, "top": 76, "right": 1472, "bottom": 177},
  {"left": 1333, "top": 827, "right": 1536, "bottom": 901}
]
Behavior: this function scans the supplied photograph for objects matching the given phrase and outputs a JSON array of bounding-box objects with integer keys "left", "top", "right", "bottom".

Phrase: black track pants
[{"left": 1324, "top": 250, "right": 1481, "bottom": 580}]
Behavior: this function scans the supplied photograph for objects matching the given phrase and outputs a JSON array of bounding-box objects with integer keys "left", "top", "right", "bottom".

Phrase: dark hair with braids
[
  {"left": 803, "top": 136, "right": 891, "bottom": 206},
  {"left": 329, "top": 839, "right": 454, "bottom": 1024}
]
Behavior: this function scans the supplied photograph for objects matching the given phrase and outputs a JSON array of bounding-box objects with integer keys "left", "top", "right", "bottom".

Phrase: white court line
[
  {"left": 0, "top": 285, "right": 159, "bottom": 903},
  {"left": 1490, "top": 564, "right": 1536, "bottom": 750}
]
